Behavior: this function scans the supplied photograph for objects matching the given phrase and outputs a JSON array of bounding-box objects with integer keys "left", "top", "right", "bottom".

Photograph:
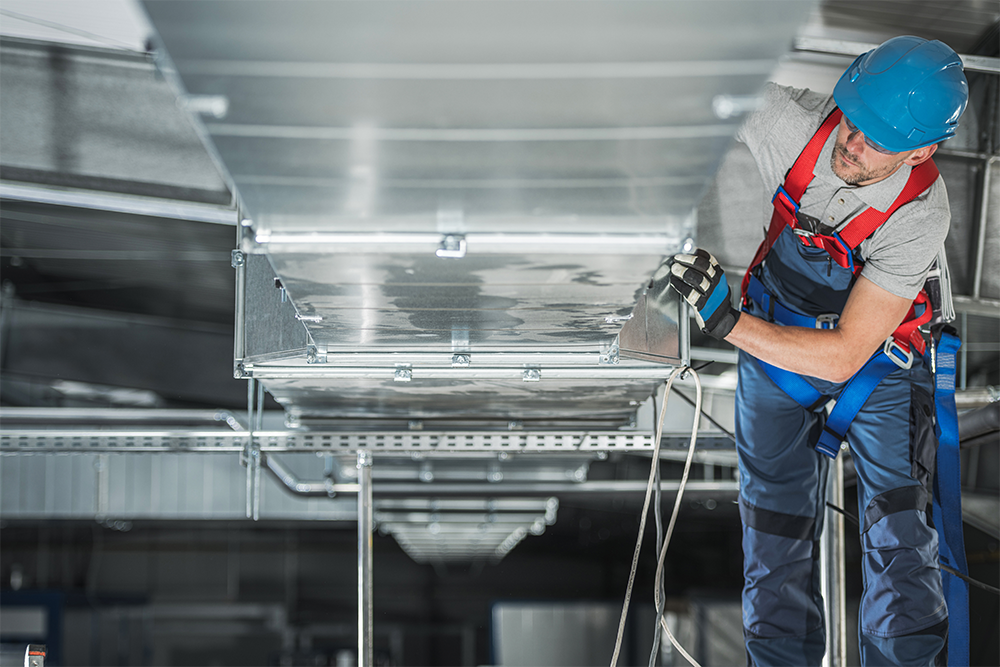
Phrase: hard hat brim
[{"left": 833, "top": 54, "right": 953, "bottom": 153}]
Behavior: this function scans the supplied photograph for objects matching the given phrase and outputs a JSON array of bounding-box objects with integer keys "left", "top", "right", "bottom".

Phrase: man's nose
[{"left": 845, "top": 130, "right": 867, "bottom": 153}]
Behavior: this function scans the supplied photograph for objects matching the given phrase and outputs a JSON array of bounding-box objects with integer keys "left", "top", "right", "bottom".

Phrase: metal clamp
[
  {"left": 815, "top": 313, "right": 839, "bottom": 329},
  {"left": 436, "top": 234, "right": 467, "bottom": 259},
  {"left": 599, "top": 344, "right": 620, "bottom": 366},
  {"left": 883, "top": 338, "right": 914, "bottom": 370}
]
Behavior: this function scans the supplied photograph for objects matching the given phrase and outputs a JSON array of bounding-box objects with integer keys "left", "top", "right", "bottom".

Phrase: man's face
[{"left": 830, "top": 116, "right": 913, "bottom": 186}]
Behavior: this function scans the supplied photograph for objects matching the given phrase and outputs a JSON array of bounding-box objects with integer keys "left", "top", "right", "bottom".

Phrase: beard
[{"left": 830, "top": 143, "right": 902, "bottom": 186}]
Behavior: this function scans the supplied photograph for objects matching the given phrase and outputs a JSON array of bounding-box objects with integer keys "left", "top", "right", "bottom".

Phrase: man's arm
[{"left": 724, "top": 276, "right": 913, "bottom": 383}]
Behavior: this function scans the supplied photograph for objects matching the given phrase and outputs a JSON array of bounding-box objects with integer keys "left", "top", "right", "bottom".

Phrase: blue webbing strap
[
  {"left": 754, "top": 349, "right": 901, "bottom": 460},
  {"left": 814, "top": 353, "right": 899, "bottom": 458},
  {"left": 754, "top": 357, "right": 828, "bottom": 410},
  {"left": 930, "top": 331, "right": 968, "bottom": 666}
]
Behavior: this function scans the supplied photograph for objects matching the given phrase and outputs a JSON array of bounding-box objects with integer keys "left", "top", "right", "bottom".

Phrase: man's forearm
[{"left": 723, "top": 314, "right": 860, "bottom": 383}]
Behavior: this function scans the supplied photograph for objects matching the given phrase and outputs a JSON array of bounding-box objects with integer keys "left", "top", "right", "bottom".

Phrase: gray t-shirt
[{"left": 735, "top": 83, "right": 950, "bottom": 300}]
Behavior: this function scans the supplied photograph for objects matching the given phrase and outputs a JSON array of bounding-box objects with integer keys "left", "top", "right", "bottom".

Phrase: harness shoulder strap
[
  {"left": 837, "top": 159, "right": 941, "bottom": 250},
  {"left": 741, "top": 110, "right": 843, "bottom": 300}
]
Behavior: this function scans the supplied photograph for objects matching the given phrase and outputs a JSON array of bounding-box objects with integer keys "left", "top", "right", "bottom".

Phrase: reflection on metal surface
[
  {"left": 618, "top": 287, "right": 684, "bottom": 365},
  {"left": 142, "top": 0, "right": 814, "bottom": 427},
  {"left": 375, "top": 497, "right": 558, "bottom": 563}
]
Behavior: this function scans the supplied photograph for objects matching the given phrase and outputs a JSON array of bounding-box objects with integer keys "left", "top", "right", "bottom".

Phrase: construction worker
[{"left": 666, "top": 36, "right": 969, "bottom": 666}]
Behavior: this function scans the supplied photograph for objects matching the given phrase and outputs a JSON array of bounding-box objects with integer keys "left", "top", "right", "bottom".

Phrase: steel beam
[
  {"left": 793, "top": 37, "right": 1000, "bottom": 74},
  {"left": 0, "top": 429, "right": 742, "bottom": 453},
  {"left": 244, "top": 364, "right": 681, "bottom": 381},
  {"left": 357, "top": 451, "right": 374, "bottom": 667},
  {"left": 265, "top": 480, "right": 736, "bottom": 497},
  {"left": 951, "top": 295, "right": 1000, "bottom": 318},
  {"left": 973, "top": 157, "right": 996, "bottom": 300}
]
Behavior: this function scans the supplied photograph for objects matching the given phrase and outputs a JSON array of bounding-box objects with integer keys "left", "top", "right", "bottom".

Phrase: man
[{"left": 666, "top": 36, "right": 968, "bottom": 666}]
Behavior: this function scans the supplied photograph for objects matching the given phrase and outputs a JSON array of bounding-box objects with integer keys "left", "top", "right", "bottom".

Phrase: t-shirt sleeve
[
  {"left": 735, "top": 83, "right": 834, "bottom": 195},
  {"left": 859, "top": 189, "right": 951, "bottom": 300},
  {"left": 735, "top": 82, "right": 785, "bottom": 156}
]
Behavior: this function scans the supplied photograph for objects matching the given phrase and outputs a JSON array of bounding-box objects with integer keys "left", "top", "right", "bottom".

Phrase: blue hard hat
[{"left": 833, "top": 36, "right": 968, "bottom": 152}]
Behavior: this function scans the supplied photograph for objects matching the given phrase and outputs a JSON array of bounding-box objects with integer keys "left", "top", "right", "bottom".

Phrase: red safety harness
[{"left": 741, "top": 108, "right": 938, "bottom": 355}]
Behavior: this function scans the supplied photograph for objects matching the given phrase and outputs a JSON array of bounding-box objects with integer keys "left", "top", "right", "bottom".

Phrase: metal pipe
[
  {"left": 0, "top": 408, "right": 247, "bottom": 428},
  {"left": 357, "top": 451, "right": 374, "bottom": 667},
  {"left": 821, "top": 455, "right": 848, "bottom": 667},
  {"left": 263, "top": 453, "right": 337, "bottom": 496},
  {"left": 245, "top": 379, "right": 259, "bottom": 520},
  {"left": 255, "top": 380, "right": 265, "bottom": 432},
  {"left": 960, "top": 312, "right": 968, "bottom": 390},
  {"left": 253, "top": 478, "right": 737, "bottom": 498},
  {"left": 0, "top": 181, "right": 237, "bottom": 225},
  {"left": 973, "top": 157, "right": 996, "bottom": 300},
  {"left": 0, "top": 284, "right": 12, "bottom": 370},
  {"left": 793, "top": 36, "right": 1000, "bottom": 74}
]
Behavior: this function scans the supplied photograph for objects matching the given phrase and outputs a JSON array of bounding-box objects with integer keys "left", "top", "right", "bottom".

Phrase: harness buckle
[
  {"left": 792, "top": 228, "right": 815, "bottom": 239},
  {"left": 815, "top": 313, "right": 839, "bottom": 330},
  {"left": 883, "top": 337, "right": 914, "bottom": 370}
]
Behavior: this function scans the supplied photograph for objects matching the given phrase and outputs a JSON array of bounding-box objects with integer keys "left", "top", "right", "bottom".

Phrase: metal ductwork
[{"left": 139, "top": 0, "right": 816, "bottom": 428}]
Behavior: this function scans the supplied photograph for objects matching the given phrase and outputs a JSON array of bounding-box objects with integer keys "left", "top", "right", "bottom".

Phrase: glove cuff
[{"left": 702, "top": 306, "right": 741, "bottom": 340}]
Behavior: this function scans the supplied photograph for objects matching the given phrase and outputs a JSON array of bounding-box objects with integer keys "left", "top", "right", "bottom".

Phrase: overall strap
[
  {"left": 839, "top": 159, "right": 940, "bottom": 248},
  {"left": 741, "top": 109, "right": 843, "bottom": 300},
  {"left": 803, "top": 159, "right": 941, "bottom": 269}
]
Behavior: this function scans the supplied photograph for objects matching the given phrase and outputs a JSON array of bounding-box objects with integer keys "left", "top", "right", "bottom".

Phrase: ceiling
[
  {"left": 1, "top": 0, "right": 997, "bottom": 417},
  {"left": 0, "top": 6, "right": 996, "bottom": 663}
]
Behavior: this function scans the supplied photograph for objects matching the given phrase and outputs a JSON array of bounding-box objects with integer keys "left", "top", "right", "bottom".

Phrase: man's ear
[{"left": 903, "top": 143, "right": 938, "bottom": 166}]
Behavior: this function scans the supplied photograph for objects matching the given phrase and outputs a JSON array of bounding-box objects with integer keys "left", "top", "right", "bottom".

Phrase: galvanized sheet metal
[{"left": 142, "top": 0, "right": 815, "bottom": 423}]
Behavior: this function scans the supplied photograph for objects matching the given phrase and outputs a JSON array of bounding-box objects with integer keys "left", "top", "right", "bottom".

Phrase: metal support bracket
[
  {"left": 599, "top": 343, "right": 620, "bottom": 366},
  {"left": 306, "top": 345, "right": 328, "bottom": 364},
  {"left": 394, "top": 365, "right": 413, "bottom": 382},
  {"left": 244, "top": 379, "right": 264, "bottom": 520}
]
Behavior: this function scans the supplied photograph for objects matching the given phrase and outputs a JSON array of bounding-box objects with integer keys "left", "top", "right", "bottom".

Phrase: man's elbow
[{"left": 823, "top": 353, "right": 871, "bottom": 384}]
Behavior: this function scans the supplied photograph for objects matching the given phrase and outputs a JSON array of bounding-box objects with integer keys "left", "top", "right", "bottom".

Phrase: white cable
[
  {"left": 652, "top": 369, "right": 703, "bottom": 667},
  {"left": 610, "top": 366, "right": 704, "bottom": 667}
]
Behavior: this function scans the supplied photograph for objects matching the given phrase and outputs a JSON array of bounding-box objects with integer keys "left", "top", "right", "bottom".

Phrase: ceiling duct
[{"left": 139, "top": 0, "right": 817, "bottom": 426}]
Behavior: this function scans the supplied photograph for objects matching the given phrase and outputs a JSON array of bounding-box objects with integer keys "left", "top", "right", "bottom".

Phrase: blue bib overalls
[{"left": 735, "top": 115, "right": 949, "bottom": 667}]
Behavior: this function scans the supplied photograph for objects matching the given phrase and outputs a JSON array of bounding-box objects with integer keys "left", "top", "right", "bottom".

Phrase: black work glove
[{"left": 665, "top": 249, "right": 741, "bottom": 340}]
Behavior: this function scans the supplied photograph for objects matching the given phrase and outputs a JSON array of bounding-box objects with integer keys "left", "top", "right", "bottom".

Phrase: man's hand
[{"left": 667, "top": 249, "right": 741, "bottom": 340}]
